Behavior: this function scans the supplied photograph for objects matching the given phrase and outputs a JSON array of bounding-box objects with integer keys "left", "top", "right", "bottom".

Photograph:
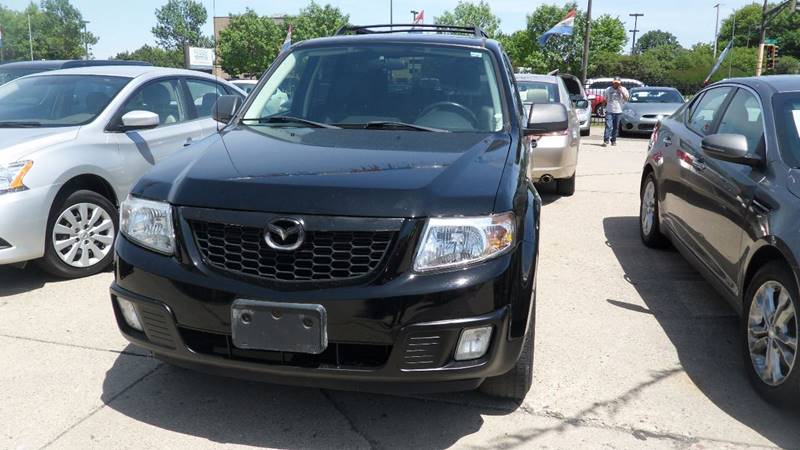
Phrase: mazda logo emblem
[{"left": 264, "top": 218, "right": 305, "bottom": 251}]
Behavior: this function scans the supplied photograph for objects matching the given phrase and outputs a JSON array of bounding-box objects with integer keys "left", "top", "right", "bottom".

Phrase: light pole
[
  {"left": 390, "top": 0, "right": 393, "bottom": 25},
  {"left": 411, "top": 10, "right": 418, "bottom": 23},
  {"left": 629, "top": 13, "right": 643, "bottom": 55},
  {"left": 581, "top": 0, "right": 593, "bottom": 84},
  {"left": 28, "top": 14, "right": 33, "bottom": 61},
  {"left": 713, "top": 3, "right": 721, "bottom": 59},
  {"left": 82, "top": 20, "right": 90, "bottom": 60}
]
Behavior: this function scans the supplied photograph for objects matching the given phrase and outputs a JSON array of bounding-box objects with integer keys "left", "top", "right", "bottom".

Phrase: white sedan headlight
[
  {"left": 120, "top": 196, "right": 175, "bottom": 255},
  {"left": 414, "top": 212, "right": 515, "bottom": 272},
  {"left": 0, "top": 161, "right": 33, "bottom": 194}
]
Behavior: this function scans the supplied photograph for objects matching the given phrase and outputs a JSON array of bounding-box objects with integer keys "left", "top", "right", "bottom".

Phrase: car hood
[
  {"left": 0, "top": 127, "right": 80, "bottom": 162},
  {"left": 626, "top": 103, "right": 683, "bottom": 116},
  {"left": 134, "top": 126, "right": 512, "bottom": 218}
]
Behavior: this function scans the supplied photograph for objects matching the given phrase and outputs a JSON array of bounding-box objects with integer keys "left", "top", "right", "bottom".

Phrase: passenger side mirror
[
  {"left": 525, "top": 103, "right": 569, "bottom": 136},
  {"left": 120, "top": 111, "right": 160, "bottom": 131},
  {"left": 574, "top": 99, "right": 589, "bottom": 109},
  {"left": 213, "top": 95, "right": 242, "bottom": 123},
  {"left": 701, "top": 133, "right": 763, "bottom": 167}
]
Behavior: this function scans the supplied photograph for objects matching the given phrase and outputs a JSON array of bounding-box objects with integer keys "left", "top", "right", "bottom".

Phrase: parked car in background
[
  {"left": 639, "top": 75, "right": 800, "bottom": 407},
  {"left": 0, "top": 59, "right": 151, "bottom": 85},
  {"left": 0, "top": 66, "right": 244, "bottom": 278},
  {"left": 586, "top": 77, "right": 645, "bottom": 118},
  {"left": 621, "top": 87, "right": 685, "bottom": 135},
  {"left": 111, "top": 24, "right": 547, "bottom": 402},
  {"left": 559, "top": 73, "right": 591, "bottom": 136},
  {"left": 230, "top": 79, "right": 258, "bottom": 95},
  {"left": 516, "top": 73, "right": 581, "bottom": 195}
]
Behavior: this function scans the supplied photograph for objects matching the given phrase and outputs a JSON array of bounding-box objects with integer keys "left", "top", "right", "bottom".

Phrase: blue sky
[{"left": 1, "top": 0, "right": 758, "bottom": 58}]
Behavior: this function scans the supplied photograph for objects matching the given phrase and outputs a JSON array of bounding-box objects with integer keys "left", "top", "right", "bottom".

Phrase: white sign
[{"left": 185, "top": 47, "right": 215, "bottom": 70}]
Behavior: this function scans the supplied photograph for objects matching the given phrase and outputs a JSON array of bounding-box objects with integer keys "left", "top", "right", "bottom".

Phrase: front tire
[
  {"left": 639, "top": 173, "right": 669, "bottom": 248},
  {"left": 480, "top": 318, "right": 534, "bottom": 402},
  {"left": 556, "top": 174, "right": 576, "bottom": 196},
  {"left": 743, "top": 262, "right": 800, "bottom": 408},
  {"left": 38, "top": 190, "right": 118, "bottom": 279}
]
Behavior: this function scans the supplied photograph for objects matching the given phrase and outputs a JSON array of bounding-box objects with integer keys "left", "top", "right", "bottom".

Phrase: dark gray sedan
[
  {"left": 639, "top": 76, "right": 800, "bottom": 407},
  {"left": 621, "top": 87, "right": 684, "bottom": 135}
]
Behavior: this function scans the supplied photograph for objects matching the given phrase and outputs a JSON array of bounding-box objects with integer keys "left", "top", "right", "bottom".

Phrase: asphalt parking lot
[{"left": 2, "top": 133, "right": 800, "bottom": 450}]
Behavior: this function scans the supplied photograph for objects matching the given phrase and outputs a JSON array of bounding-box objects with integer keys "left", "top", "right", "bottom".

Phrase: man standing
[{"left": 602, "top": 77, "right": 629, "bottom": 147}]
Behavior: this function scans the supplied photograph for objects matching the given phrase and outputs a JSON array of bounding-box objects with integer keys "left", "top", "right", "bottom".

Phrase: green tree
[
  {"left": 434, "top": 0, "right": 501, "bottom": 38},
  {"left": 218, "top": 9, "right": 283, "bottom": 78},
  {"left": 152, "top": 0, "right": 211, "bottom": 50},
  {"left": 114, "top": 45, "right": 183, "bottom": 67},
  {"left": 34, "top": 0, "right": 98, "bottom": 59},
  {"left": 718, "top": 4, "right": 764, "bottom": 49},
  {"left": 635, "top": 30, "right": 680, "bottom": 53},
  {"left": 288, "top": 2, "right": 349, "bottom": 42}
]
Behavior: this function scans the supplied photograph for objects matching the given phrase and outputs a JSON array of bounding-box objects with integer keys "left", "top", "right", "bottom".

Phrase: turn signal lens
[{"left": 0, "top": 160, "right": 33, "bottom": 194}]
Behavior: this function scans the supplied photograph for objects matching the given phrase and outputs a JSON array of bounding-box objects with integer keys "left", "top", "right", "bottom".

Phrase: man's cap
[{"left": 613, "top": 76, "right": 622, "bottom": 82}]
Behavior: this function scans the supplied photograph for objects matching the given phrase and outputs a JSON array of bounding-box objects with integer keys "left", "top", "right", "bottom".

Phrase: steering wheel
[{"left": 417, "top": 101, "right": 480, "bottom": 129}]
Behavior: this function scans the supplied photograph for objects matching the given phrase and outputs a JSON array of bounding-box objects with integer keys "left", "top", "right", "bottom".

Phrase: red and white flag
[{"left": 414, "top": 10, "right": 424, "bottom": 24}]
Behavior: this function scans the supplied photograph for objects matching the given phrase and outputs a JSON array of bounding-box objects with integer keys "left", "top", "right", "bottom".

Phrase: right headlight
[
  {"left": 120, "top": 195, "right": 175, "bottom": 255},
  {"left": 0, "top": 160, "right": 33, "bottom": 194},
  {"left": 413, "top": 212, "right": 515, "bottom": 272}
]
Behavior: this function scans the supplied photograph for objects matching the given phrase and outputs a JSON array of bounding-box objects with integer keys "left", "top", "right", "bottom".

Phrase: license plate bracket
[{"left": 231, "top": 299, "right": 327, "bottom": 354}]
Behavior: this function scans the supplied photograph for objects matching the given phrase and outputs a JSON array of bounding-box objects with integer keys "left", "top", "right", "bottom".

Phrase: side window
[
  {"left": 716, "top": 89, "right": 764, "bottom": 153},
  {"left": 687, "top": 87, "right": 732, "bottom": 136},
  {"left": 120, "top": 79, "right": 187, "bottom": 126},
  {"left": 185, "top": 79, "right": 226, "bottom": 119}
]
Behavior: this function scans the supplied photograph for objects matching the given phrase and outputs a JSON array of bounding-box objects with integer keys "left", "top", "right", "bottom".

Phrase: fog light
[
  {"left": 117, "top": 298, "right": 143, "bottom": 332},
  {"left": 455, "top": 326, "right": 492, "bottom": 361}
]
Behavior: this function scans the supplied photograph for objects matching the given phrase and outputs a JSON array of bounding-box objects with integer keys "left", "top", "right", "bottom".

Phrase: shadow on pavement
[
  {"left": 102, "top": 348, "right": 516, "bottom": 448},
  {"left": 0, "top": 265, "right": 55, "bottom": 297},
  {"left": 534, "top": 180, "right": 561, "bottom": 206},
  {"left": 603, "top": 216, "right": 800, "bottom": 448}
]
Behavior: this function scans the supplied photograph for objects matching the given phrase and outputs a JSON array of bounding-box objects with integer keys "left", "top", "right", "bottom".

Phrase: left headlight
[
  {"left": 623, "top": 108, "right": 636, "bottom": 118},
  {"left": 414, "top": 212, "right": 515, "bottom": 272},
  {"left": 0, "top": 160, "right": 33, "bottom": 194},
  {"left": 120, "top": 195, "right": 175, "bottom": 255}
]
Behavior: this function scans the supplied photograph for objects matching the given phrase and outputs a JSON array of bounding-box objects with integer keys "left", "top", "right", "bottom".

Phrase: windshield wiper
[
  {"left": 339, "top": 121, "right": 447, "bottom": 132},
  {"left": 0, "top": 121, "right": 42, "bottom": 128},
  {"left": 241, "top": 115, "right": 341, "bottom": 129}
]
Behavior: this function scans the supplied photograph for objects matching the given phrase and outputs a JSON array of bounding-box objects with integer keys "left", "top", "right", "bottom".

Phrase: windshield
[
  {"left": 630, "top": 89, "right": 683, "bottom": 104},
  {"left": 0, "top": 68, "right": 44, "bottom": 85},
  {"left": 0, "top": 75, "right": 129, "bottom": 127},
  {"left": 243, "top": 44, "right": 506, "bottom": 133},
  {"left": 517, "top": 81, "right": 559, "bottom": 103},
  {"left": 773, "top": 93, "right": 800, "bottom": 167}
]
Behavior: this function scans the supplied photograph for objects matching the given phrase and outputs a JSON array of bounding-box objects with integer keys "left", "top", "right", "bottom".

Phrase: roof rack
[{"left": 335, "top": 24, "right": 489, "bottom": 39}]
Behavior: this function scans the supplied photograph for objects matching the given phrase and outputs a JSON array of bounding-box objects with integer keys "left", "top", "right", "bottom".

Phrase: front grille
[
  {"left": 180, "top": 327, "right": 391, "bottom": 369},
  {"left": 191, "top": 221, "right": 395, "bottom": 282},
  {"left": 637, "top": 123, "right": 655, "bottom": 131}
]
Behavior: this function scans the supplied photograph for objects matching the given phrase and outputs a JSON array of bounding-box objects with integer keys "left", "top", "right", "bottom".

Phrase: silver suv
[{"left": 0, "top": 66, "right": 243, "bottom": 278}]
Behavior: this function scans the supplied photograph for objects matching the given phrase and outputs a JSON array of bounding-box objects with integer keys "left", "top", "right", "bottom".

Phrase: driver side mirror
[
  {"left": 525, "top": 103, "right": 569, "bottom": 136},
  {"left": 120, "top": 111, "right": 160, "bottom": 131},
  {"left": 701, "top": 133, "right": 763, "bottom": 167},
  {"left": 213, "top": 95, "right": 242, "bottom": 123}
]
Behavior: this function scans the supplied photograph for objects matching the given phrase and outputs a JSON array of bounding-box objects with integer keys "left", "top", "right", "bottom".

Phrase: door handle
[
  {"left": 691, "top": 158, "right": 706, "bottom": 171},
  {"left": 183, "top": 137, "right": 194, "bottom": 147}
]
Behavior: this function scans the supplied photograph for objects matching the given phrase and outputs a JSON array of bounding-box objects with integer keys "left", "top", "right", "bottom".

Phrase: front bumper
[
  {"left": 111, "top": 221, "right": 535, "bottom": 393},
  {"left": 620, "top": 116, "right": 659, "bottom": 134},
  {"left": 0, "top": 185, "right": 56, "bottom": 265}
]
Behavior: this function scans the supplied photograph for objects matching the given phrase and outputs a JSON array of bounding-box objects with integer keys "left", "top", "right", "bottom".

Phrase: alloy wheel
[
  {"left": 748, "top": 280, "right": 799, "bottom": 386},
  {"left": 640, "top": 179, "right": 656, "bottom": 237},
  {"left": 52, "top": 202, "right": 115, "bottom": 268}
]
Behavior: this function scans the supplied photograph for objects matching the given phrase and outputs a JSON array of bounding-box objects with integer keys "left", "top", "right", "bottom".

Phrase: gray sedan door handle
[
  {"left": 183, "top": 137, "right": 194, "bottom": 147},
  {"left": 692, "top": 158, "right": 706, "bottom": 171}
]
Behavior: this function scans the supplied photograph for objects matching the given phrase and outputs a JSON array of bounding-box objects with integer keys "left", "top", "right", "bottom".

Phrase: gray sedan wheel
[{"left": 639, "top": 173, "right": 669, "bottom": 248}]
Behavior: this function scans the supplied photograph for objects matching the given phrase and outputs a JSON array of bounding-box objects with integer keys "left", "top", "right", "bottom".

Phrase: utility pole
[
  {"left": 389, "top": 0, "right": 393, "bottom": 25},
  {"left": 581, "top": 0, "right": 593, "bottom": 84},
  {"left": 729, "top": 9, "right": 735, "bottom": 77},
  {"left": 713, "top": 3, "right": 721, "bottom": 59},
  {"left": 28, "top": 14, "right": 33, "bottom": 61},
  {"left": 629, "top": 13, "right": 643, "bottom": 55}
]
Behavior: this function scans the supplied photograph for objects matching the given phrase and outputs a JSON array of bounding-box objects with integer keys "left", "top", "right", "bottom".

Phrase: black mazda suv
[{"left": 110, "top": 25, "right": 565, "bottom": 401}]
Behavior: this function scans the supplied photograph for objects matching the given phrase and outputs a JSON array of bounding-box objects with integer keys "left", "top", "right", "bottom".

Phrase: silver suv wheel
[
  {"left": 748, "top": 280, "right": 798, "bottom": 386},
  {"left": 52, "top": 202, "right": 115, "bottom": 268}
]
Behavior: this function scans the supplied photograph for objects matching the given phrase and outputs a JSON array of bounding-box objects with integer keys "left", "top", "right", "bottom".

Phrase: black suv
[{"left": 111, "top": 25, "right": 567, "bottom": 400}]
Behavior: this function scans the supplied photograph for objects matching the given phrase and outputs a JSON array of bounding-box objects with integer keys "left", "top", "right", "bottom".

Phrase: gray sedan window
[
  {"left": 687, "top": 87, "right": 732, "bottom": 136},
  {"left": 716, "top": 89, "right": 764, "bottom": 153}
]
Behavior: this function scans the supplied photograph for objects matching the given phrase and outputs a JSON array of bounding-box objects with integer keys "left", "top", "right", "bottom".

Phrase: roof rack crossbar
[{"left": 335, "top": 24, "right": 489, "bottom": 39}]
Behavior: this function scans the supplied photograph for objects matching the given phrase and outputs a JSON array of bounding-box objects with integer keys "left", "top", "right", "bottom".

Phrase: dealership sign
[{"left": 185, "top": 46, "right": 215, "bottom": 70}]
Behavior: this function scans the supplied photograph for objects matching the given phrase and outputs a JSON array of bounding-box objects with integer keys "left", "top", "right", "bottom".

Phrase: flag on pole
[
  {"left": 414, "top": 10, "right": 424, "bottom": 24},
  {"left": 538, "top": 9, "right": 576, "bottom": 46},
  {"left": 704, "top": 40, "right": 733, "bottom": 84},
  {"left": 281, "top": 25, "right": 293, "bottom": 53}
]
